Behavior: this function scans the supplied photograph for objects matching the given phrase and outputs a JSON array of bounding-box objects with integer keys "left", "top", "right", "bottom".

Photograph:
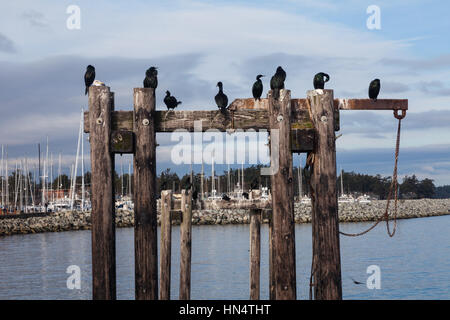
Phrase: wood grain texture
[
  {"left": 308, "top": 89, "right": 342, "bottom": 300},
  {"left": 160, "top": 190, "right": 172, "bottom": 300},
  {"left": 179, "top": 190, "right": 192, "bottom": 300},
  {"left": 88, "top": 86, "right": 116, "bottom": 300},
  {"left": 249, "top": 209, "right": 261, "bottom": 300},
  {"left": 133, "top": 88, "right": 158, "bottom": 300},
  {"left": 268, "top": 89, "right": 297, "bottom": 300}
]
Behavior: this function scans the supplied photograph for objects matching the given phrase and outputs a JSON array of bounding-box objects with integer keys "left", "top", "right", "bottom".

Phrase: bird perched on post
[
  {"left": 84, "top": 65, "right": 95, "bottom": 95},
  {"left": 164, "top": 91, "right": 182, "bottom": 110},
  {"left": 215, "top": 82, "right": 228, "bottom": 114},
  {"left": 143, "top": 67, "right": 158, "bottom": 89},
  {"left": 270, "top": 66, "right": 286, "bottom": 100},
  {"left": 369, "top": 79, "right": 381, "bottom": 102},
  {"left": 313, "top": 72, "right": 330, "bottom": 89},
  {"left": 252, "top": 74, "right": 264, "bottom": 101}
]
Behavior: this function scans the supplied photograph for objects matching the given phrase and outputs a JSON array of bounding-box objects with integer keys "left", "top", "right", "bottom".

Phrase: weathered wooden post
[
  {"left": 179, "top": 189, "right": 192, "bottom": 300},
  {"left": 133, "top": 88, "right": 158, "bottom": 300},
  {"left": 268, "top": 89, "right": 296, "bottom": 300},
  {"left": 249, "top": 209, "right": 261, "bottom": 300},
  {"left": 88, "top": 86, "right": 116, "bottom": 300},
  {"left": 160, "top": 190, "right": 173, "bottom": 300},
  {"left": 308, "top": 89, "right": 342, "bottom": 300}
]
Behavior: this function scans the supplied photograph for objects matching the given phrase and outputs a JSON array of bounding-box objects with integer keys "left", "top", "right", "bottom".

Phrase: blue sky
[{"left": 0, "top": 1, "right": 449, "bottom": 184}]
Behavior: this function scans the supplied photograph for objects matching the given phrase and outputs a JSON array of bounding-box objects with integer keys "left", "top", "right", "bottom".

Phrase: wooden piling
[
  {"left": 268, "top": 89, "right": 296, "bottom": 300},
  {"left": 179, "top": 189, "right": 193, "bottom": 300},
  {"left": 249, "top": 209, "right": 261, "bottom": 300},
  {"left": 88, "top": 86, "right": 116, "bottom": 300},
  {"left": 133, "top": 88, "right": 158, "bottom": 300},
  {"left": 160, "top": 190, "right": 173, "bottom": 300},
  {"left": 308, "top": 89, "right": 342, "bottom": 300}
]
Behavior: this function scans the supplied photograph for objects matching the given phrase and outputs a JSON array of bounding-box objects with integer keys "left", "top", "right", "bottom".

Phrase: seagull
[
  {"left": 369, "top": 79, "right": 381, "bottom": 102},
  {"left": 84, "top": 65, "right": 95, "bottom": 95},
  {"left": 143, "top": 67, "right": 158, "bottom": 89},
  {"left": 270, "top": 66, "right": 286, "bottom": 100},
  {"left": 252, "top": 75, "right": 264, "bottom": 101},
  {"left": 222, "top": 194, "right": 231, "bottom": 201},
  {"left": 164, "top": 91, "right": 182, "bottom": 110},
  {"left": 313, "top": 72, "right": 330, "bottom": 90},
  {"left": 215, "top": 82, "right": 228, "bottom": 114}
]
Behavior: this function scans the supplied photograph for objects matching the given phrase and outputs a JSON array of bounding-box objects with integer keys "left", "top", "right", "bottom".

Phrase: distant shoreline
[{"left": 0, "top": 199, "right": 449, "bottom": 237}]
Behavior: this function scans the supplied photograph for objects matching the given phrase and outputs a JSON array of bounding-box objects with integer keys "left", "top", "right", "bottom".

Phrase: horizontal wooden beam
[
  {"left": 84, "top": 108, "right": 314, "bottom": 133},
  {"left": 334, "top": 98, "right": 408, "bottom": 111},
  {"left": 83, "top": 98, "right": 406, "bottom": 134}
]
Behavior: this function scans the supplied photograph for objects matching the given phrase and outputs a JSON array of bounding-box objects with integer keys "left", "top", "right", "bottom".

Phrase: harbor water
[{"left": 0, "top": 215, "right": 449, "bottom": 299}]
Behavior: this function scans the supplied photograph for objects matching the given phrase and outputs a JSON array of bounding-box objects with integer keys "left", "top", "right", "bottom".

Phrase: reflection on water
[{"left": 0, "top": 215, "right": 449, "bottom": 299}]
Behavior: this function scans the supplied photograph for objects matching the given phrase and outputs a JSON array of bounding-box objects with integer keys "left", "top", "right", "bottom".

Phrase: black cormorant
[
  {"left": 143, "top": 67, "right": 158, "bottom": 89},
  {"left": 215, "top": 82, "right": 228, "bottom": 114},
  {"left": 222, "top": 194, "right": 231, "bottom": 201},
  {"left": 270, "top": 66, "right": 286, "bottom": 100},
  {"left": 369, "top": 79, "right": 380, "bottom": 102},
  {"left": 313, "top": 72, "right": 330, "bottom": 89},
  {"left": 252, "top": 74, "right": 264, "bottom": 101},
  {"left": 84, "top": 65, "right": 95, "bottom": 95},
  {"left": 164, "top": 91, "right": 182, "bottom": 110}
]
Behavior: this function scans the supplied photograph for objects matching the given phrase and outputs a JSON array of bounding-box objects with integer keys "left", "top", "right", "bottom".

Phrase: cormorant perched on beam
[
  {"left": 215, "top": 82, "right": 228, "bottom": 114},
  {"left": 270, "top": 66, "right": 286, "bottom": 100},
  {"left": 369, "top": 79, "right": 381, "bottom": 102},
  {"left": 252, "top": 74, "right": 264, "bottom": 101},
  {"left": 143, "top": 67, "right": 158, "bottom": 89},
  {"left": 84, "top": 65, "right": 95, "bottom": 95},
  {"left": 164, "top": 91, "right": 182, "bottom": 110},
  {"left": 313, "top": 72, "right": 330, "bottom": 89}
]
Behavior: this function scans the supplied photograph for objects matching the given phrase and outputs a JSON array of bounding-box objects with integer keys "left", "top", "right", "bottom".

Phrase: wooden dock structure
[{"left": 85, "top": 85, "right": 407, "bottom": 300}]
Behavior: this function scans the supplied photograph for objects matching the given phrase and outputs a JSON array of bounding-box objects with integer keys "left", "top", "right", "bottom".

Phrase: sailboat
[{"left": 338, "top": 169, "right": 355, "bottom": 203}]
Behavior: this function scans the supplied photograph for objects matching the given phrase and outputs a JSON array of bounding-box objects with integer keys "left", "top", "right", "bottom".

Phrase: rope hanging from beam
[{"left": 339, "top": 109, "right": 405, "bottom": 237}]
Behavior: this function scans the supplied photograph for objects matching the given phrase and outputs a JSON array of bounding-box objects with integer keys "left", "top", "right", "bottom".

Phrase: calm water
[{"left": 0, "top": 215, "right": 449, "bottom": 300}]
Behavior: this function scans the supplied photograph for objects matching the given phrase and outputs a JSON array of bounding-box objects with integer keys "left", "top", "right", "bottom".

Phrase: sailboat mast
[
  {"left": 340, "top": 169, "right": 344, "bottom": 197},
  {"left": 298, "top": 160, "right": 302, "bottom": 198},
  {"left": 201, "top": 158, "right": 204, "bottom": 200},
  {"left": 241, "top": 161, "right": 244, "bottom": 191},
  {"left": 81, "top": 109, "right": 85, "bottom": 210},
  {"left": 71, "top": 111, "right": 83, "bottom": 210},
  {"left": 211, "top": 155, "right": 215, "bottom": 195}
]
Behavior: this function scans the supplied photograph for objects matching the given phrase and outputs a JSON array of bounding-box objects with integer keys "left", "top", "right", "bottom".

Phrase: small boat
[
  {"left": 357, "top": 194, "right": 371, "bottom": 203},
  {"left": 338, "top": 194, "right": 355, "bottom": 203}
]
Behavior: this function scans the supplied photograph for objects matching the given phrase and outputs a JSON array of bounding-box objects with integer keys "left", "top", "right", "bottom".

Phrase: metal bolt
[
  {"left": 142, "top": 119, "right": 150, "bottom": 126},
  {"left": 320, "top": 116, "right": 327, "bottom": 122},
  {"left": 277, "top": 115, "right": 283, "bottom": 122},
  {"left": 96, "top": 118, "right": 103, "bottom": 125}
]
